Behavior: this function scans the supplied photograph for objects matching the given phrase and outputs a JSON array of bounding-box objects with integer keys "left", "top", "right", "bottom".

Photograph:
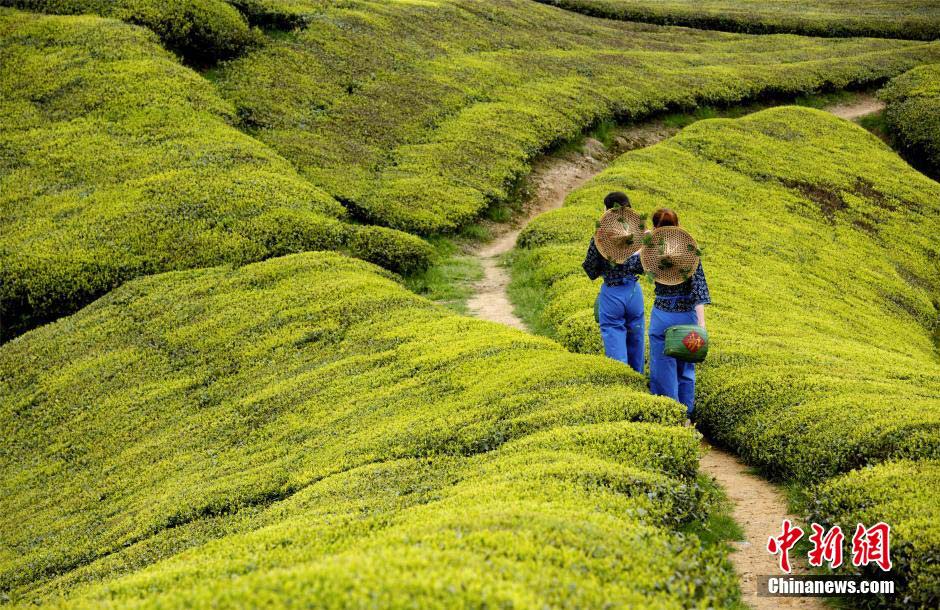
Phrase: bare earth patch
[{"left": 826, "top": 94, "right": 885, "bottom": 121}]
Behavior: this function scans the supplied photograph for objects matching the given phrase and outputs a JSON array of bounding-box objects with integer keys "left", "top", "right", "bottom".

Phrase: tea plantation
[
  {"left": 881, "top": 63, "right": 940, "bottom": 175},
  {"left": 536, "top": 0, "right": 940, "bottom": 40},
  {"left": 0, "top": 8, "right": 431, "bottom": 341},
  {"left": 513, "top": 106, "right": 940, "bottom": 605},
  {"left": 3, "top": 0, "right": 940, "bottom": 607},
  {"left": 0, "top": 252, "right": 739, "bottom": 607},
  {"left": 215, "top": 0, "right": 940, "bottom": 234}
]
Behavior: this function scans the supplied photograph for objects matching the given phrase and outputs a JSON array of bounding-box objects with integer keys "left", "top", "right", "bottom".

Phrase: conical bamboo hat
[
  {"left": 594, "top": 207, "right": 645, "bottom": 264},
  {"left": 640, "top": 226, "right": 699, "bottom": 286}
]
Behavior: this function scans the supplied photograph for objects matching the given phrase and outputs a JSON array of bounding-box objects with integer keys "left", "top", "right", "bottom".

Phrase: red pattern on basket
[{"left": 682, "top": 331, "right": 704, "bottom": 353}]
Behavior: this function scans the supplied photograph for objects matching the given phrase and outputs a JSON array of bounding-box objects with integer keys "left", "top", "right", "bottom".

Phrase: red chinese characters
[
  {"left": 852, "top": 522, "right": 892, "bottom": 572},
  {"left": 767, "top": 519, "right": 804, "bottom": 573},
  {"left": 808, "top": 524, "right": 844, "bottom": 568},
  {"left": 768, "top": 521, "right": 892, "bottom": 573},
  {"left": 682, "top": 331, "right": 704, "bottom": 353}
]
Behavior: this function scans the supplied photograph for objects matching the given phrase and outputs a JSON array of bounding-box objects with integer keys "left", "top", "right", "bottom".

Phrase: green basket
[{"left": 664, "top": 324, "right": 709, "bottom": 363}]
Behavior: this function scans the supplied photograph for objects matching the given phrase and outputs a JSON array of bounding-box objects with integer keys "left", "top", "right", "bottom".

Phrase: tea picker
[
  {"left": 582, "top": 192, "right": 647, "bottom": 373},
  {"left": 640, "top": 211, "right": 711, "bottom": 419}
]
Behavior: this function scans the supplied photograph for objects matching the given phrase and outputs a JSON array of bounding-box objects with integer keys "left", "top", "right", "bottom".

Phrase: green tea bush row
[
  {"left": 881, "top": 64, "right": 940, "bottom": 175},
  {"left": 0, "top": 9, "right": 429, "bottom": 340},
  {"left": 1, "top": 0, "right": 256, "bottom": 63},
  {"left": 535, "top": 0, "right": 940, "bottom": 41},
  {"left": 216, "top": 0, "right": 940, "bottom": 235},
  {"left": 0, "top": 252, "right": 738, "bottom": 607},
  {"left": 224, "top": 0, "right": 322, "bottom": 29},
  {"left": 511, "top": 107, "right": 940, "bottom": 605},
  {"left": 811, "top": 461, "right": 940, "bottom": 608}
]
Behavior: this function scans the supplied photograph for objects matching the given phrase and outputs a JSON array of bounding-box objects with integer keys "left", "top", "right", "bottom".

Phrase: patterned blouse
[
  {"left": 582, "top": 239, "right": 640, "bottom": 286},
  {"left": 652, "top": 262, "right": 711, "bottom": 313},
  {"left": 583, "top": 238, "right": 711, "bottom": 312}
]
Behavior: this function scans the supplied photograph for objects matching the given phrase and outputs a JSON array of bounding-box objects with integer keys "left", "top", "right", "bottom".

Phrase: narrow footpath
[
  {"left": 466, "top": 121, "right": 675, "bottom": 327},
  {"left": 462, "top": 95, "right": 884, "bottom": 609}
]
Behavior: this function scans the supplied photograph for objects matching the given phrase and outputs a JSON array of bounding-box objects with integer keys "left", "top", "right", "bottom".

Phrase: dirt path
[
  {"left": 465, "top": 96, "right": 885, "bottom": 328},
  {"left": 465, "top": 141, "right": 605, "bottom": 328},
  {"left": 700, "top": 444, "right": 824, "bottom": 609},
  {"left": 826, "top": 94, "right": 885, "bottom": 121},
  {"left": 466, "top": 124, "right": 675, "bottom": 326}
]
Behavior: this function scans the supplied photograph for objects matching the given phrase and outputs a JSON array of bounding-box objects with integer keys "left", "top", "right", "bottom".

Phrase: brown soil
[
  {"left": 700, "top": 443, "right": 825, "bottom": 609},
  {"left": 826, "top": 94, "right": 885, "bottom": 121}
]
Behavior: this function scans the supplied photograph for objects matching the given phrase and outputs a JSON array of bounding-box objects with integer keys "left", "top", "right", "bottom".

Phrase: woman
[
  {"left": 582, "top": 192, "right": 645, "bottom": 373},
  {"left": 644, "top": 208, "right": 710, "bottom": 419}
]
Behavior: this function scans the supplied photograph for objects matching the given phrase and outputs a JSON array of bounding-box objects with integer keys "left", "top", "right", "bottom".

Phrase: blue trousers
[
  {"left": 596, "top": 281, "right": 645, "bottom": 373},
  {"left": 649, "top": 307, "right": 697, "bottom": 416}
]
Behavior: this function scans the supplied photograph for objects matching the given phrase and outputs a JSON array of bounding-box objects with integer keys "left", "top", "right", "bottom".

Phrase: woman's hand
[{"left": 695, "top": 304, "right": 706, "bottom": 329}]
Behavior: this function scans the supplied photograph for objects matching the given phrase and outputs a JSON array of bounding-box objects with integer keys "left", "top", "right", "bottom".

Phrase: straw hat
[
  {"left": 594, "top": 207, "right": 645, "bottom": 264},
  {"left": 640, "top": 226, "right": 700, "bottom": 285}
]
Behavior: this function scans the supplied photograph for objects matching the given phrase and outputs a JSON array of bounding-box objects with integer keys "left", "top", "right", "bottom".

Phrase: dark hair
[
  {"left": 604, "top": 191, "right": 630, "bottom": 209},
  {"left": 652, "top": 208, "right": 679, "bottom": 227}
]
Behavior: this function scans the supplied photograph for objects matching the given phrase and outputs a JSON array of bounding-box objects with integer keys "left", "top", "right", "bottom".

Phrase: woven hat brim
[
  {"left": 594, "top": 208, "right": 644, "bottom": 264},
  {"left": 640, "top": 226, "right": 699, "bottom": 286}
]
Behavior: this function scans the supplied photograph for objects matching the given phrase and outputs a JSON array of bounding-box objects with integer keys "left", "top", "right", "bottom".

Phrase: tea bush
[
  {"left": 512, "top": 106, "right": 940, "bottom": 605},
  {"left": 0, "top": 9, "right": 429, "bottom": 340},
  {"left": 224, "top": 0, "right": 322, "bottom": 29},
  {"left": 1, "top": 0, "right": 256, "bottom": 63},
  {"left": 881, "top": 64, "right": 940, "bottom": 175},
  {"left": 811, "top": 461, "right": 940, "bottom": 608},
  {"left": 536, "top": 0, "right": 940, "bottom": 41},
  {"left": 0, "top": 252, "right": 739, "bottom": 607},
  {"left": 216, "top": 0, "right": 940, "bottom": 234}
]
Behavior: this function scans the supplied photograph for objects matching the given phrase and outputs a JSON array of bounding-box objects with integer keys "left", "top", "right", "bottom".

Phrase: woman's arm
[
  {"left": 691, "top": 262, "right": 710, "bottom": 328},
  {"left": 624, "top": 251, "right": 643, "bottom": 275},
  {"left": 582, "top": 239, "right": 603, "bottom": 280}
]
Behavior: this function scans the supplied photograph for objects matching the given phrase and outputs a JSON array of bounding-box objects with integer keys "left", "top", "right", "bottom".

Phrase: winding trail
[
  {"left": 700, "top": 446, "right": 823, "bottom": 609},
  {"left": 466, "top": 123, "right": 676, "bottom": 327},
  {"left": 465, "top": 95, "right": 883, "bottom": 329},
  {"left": 463, "top": 95, "right": 884, "bottom": 608}
]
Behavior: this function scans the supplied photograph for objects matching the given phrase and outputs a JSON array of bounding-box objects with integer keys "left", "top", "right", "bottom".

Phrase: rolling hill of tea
[
  {"left": 0, "top": 253, "right": 742, "bottom": 607},
  {"left": 3, "top": 0, "right": 940, "bottom": 607},
  {"left": 0, "top": 0, "right": 257, "bottom": 63},
  {"left": 0, "top": 8, "right": 431, "bottom": 341},
  {"left": 536, "top": 0, "right": 940, "bottom": 40},
  {"left": 4, "top": 4, "right": 939, "bottom": 340},
  {"left": 512, "top": 106, "right": 940, "bottom": 606},
  {"left": 214, "top": 0, "right": 940, "bottom": 236}
]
